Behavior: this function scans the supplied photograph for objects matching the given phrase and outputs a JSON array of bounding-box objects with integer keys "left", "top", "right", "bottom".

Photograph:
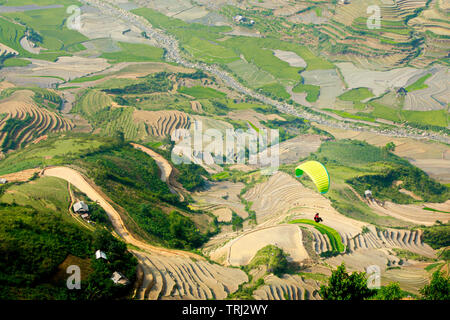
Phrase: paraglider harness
[{"left": 314, "top": 213, "right": 323, "bottom": 223}]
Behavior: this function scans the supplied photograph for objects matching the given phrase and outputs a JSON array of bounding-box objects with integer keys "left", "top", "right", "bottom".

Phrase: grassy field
[
  {"left": 178, "top": 86, "right": 226, "bottom": 99},
  {"left": 1, "top": 176, "right": 70, "bottom": 216},
  {"left": 289, "top": 219, "right": 345, "bottom": 253},
  {"left": 323, "top": 109, "right": 376, "bottom": 123},
  {"left": 292, "top": 83, "right": 320, "bottom": 102},
  {"left": 69, "top": 74, "right": 107, "bottom": 83},
  {"left": 0, "top": 134, "right": 110, "bottom": 175},
  {"left": 3, "top": 58, "right": 31, "bottom": 67},
  {"left": 100, "top": 42, "right": 165, "bottom": 63},
  {"left": 406, "top": 73, "right": 432, "bottom": 92},
  {"left": 338, "top": 87, "right": 374, "bottom": 102},
  {"left": 0, "top": 0, "right": 88, "bottom": 61},
  {"left": 367, "top": 102, "right": 448, "bottom": 127},
  {"left": 72, "top": 89, "right": 112, "bottom": 118},
  {"left": 227, "top": 59, "right": 276, "bottom": 88},
  {"left": 258, "top": 83, "right": 290, "bottom": 100}
]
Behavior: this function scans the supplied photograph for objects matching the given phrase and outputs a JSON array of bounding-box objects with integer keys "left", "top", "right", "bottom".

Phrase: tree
[
  {"left": 319, "top": 263, "right": 375, "bottom": 300},
  {"left": 372, "top": 282, "right": 405, "bottom": 300},
  {"left": 385, "top": 142, "right": 396, "bottom": 152},
  {"left": 420, "top": 270, "right": 450, "bottom": 300}
]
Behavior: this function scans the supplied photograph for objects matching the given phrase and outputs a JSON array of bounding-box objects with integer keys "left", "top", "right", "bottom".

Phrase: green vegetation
[
  {"left": 421, "top": 224, "right": 450, "bottom": 249},
  {"left": 370, "top": 283, "right": 406, "bottom": 300},
  {"left": 392, "top": 248, "right": 435, "bottom": 262},
  {"left": 0, "top": 1, "right": 88, "bottom": 62},
  {"left": 0, "top": 203, "right": 137, "bottom": 300},
  {"left": 103, "top": 72, "right": 172, "bottom": 95},
  {"left": 75, "top": 143, "right": 210, "bottom": 249},
  {"left": 3, "top": 58, "right": 31, "bottom": 67},
  {"left": 69, "top": 74, "right": 107, "bottom": 83},
  {"left": 406, "top": 73, "right": 432, "bottom": 92},
  {"left": 289, "top": 219, "right": 345, "bottom": 253},
  {"left": 338, "top": 87, "right": 374, "bottom": 102},
  {"left": 100, "top": 42, "right": 164, "bottom": 63},
  {"left": 247, "top": 245, "right": 289, "bottom": 276},
  {"left": 419, "top": 270, "right": 449, "bottom": 300},
  {"left": 258, "top": 83, "right": 290, "bottom": 100},
  {"left": 292, "top": 83, "right": 320, "bottom": 102},
  {"left": 178, "top": 86, "right": 226, "bottom": 99},
  {"left": 175, "top": 163, "right": 209, "bottom": 191},
  {"left": 0, "top": 115, "right": 33, "bottom": 151},
  {"left": 319, "top": 263, "right": 375, "bottom": 300}
]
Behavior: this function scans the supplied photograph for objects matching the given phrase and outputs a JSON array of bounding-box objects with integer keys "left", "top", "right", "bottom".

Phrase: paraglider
[
  {"left": 314, "top": 213, "right": 323, "bottom": 223},
  {"left": 295, "top": 160, "right": 330, "bottom": 194}
]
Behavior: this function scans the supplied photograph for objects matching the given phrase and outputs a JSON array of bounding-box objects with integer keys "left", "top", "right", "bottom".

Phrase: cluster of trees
[
  {"left": 248, "top": 245, "right": 289, "bottom": 276},
  {"left": 77, "top": 144, "right": 209, "bottom": 249},
  {"left": 422, "top": 223, "right": 450, "bottom": 249},
  {"left": 348, "top": 164, "right": 449, "bottom": 204},
  {"left": 102, "top": 72, "right": 172, "bottom": 95},
  {"left": 137, "top": 205, "right": 207, "bottom": 249},
  {"left": 320, "top": 263, "right": 449, "bottom": 300},
  {"left": 0, "top": 203, "right": 136, "bottom": 300},
  {"left": 1, "top": 115, "right": 33, "bottom": 151},
  {"left": 262, "top": 116, "right": 311, "bottom": 142},
  {"left": 175, "top": 162, "right": 209, "bottom": 191}
]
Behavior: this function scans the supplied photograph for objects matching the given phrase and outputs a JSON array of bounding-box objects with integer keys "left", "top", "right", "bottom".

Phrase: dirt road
[
  {"left": 43, "top": 166, "right": 199, "bottom": 259},
  {"left": 131, "top": 143, "right": 185, "bottom": 201}
]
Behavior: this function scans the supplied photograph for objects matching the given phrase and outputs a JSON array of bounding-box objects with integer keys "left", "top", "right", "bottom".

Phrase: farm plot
[
  {"left": 312, "top": 125, "right": 450, "bottom": 183},
  {"left": 210, "top": 224, "right": 309, "bottom": 266},
  {"left": 0, "top": 56, "right": 110, "bottom": 87},
  {"left": 403, "top": 66, "right": 450, "bottom": 111},
  {"left": 243, "top": 171, "right": 366, "bottom": 234},
  {"left": 0, "top": 90, "right": 73, "bottom": 152},
  {"left": 336, "top": 62, "right": 423, "bottom": 96},
  {"left": 191, "top": 180, "right": 247, "bottom": 219},
  {"left": 133, "top": 109, "right": 191, "bottom": 138},
  {"left": 253, "top": 274, "right": 321, "bottom": 300},
  {"left": 133, "top": 250, "right": 248, "bottom": 300},
  {"left": 300, "top": 69, "right": 345, "bottom": 108}
]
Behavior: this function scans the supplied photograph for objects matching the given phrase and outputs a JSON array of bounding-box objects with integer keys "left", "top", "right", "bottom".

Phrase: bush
[
  {"left": 371, "top": 282, "right": 405, "bottom": 300},
  {"left": 420, "top": 271, "right": 450, "bottom": 300},
  {"left": 248, "top": 245, "right": 289, "bottom": 276},
  {"left": 319, "top": 263, "right": 375, "bottom": 300}
]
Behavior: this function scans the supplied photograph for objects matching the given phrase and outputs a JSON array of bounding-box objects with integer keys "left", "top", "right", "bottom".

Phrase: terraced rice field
[
  {"left": 403, "top": 66, "right": 449, "bottom": 111},
  {"left": 210, "top": 224, "right": 309, "bottom": 266},
  {"left": 243, "top": 171, "right": 366, "bottom": 235},
  {"left": 133, "top": 250, "right": 248, "bottom": 300},
  {"left": 0, "top": 90, "right": 73, "bottom": 151},
  {"left": 253, "top": 274, "right": 321, "bottom": 300},
  {"left": 133, "top": 109, "right": 191, "bottom": 137}
]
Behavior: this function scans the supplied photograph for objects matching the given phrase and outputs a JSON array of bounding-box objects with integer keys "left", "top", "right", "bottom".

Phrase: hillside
[{"left": 0, "top": 0, "right": 448, "bottom": 302}]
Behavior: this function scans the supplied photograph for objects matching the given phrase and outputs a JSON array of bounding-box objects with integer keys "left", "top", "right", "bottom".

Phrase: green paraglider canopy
[{"left": 295, "top": 160, "right": 330, "bottom": 194}]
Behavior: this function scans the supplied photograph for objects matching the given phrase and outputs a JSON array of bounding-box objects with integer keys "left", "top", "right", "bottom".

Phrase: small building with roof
[
  {"left": 95, "top": 250, "right": 107, "bottom": 260},
  {"left": 111, "top": 271, "right": 129, "bottom": 285},
  {"left": 73, "top": 201, "right": 89, "bottom": 214}
]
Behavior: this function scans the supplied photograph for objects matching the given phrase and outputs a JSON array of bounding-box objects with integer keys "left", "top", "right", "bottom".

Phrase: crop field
[
  {"left": 406, "top": 73, "right": 432, "bottom": 92},
  {"left": 292, "top": 83, "right": 320, "bottom": 102},
  {"left": 178, "top": 86, "right": 226, "bottom": 99},
  {"left": 0, "top": 90, "right": 73, "bottom": 152},
  {"left": 0, "top": 176, "right": 70, "bottom": 215},
  {"left": 100, "top": 42, "right": 165, "bottom": 64},
  {"left": 0, "top": 1, "right": 88, "bottom": 61},
  {"left": 338, "top": 87, "right": 374, "bottom": 102},
  {"left": 0, "top": 135, "right": 107, "bottom": 175},
  {"left": 227, "top": 59, "right": 276, "bottom": 88},
  {"left": 289, "top": 219, "right": 345, "bottom": 253},
  {"left": 72, "top": 89, "right": 112, "bottom": 118}
]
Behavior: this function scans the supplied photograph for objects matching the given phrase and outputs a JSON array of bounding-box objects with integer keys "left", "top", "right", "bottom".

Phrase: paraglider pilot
[{"left": 314, "top": 213, "right": 323, "bottom": 223}]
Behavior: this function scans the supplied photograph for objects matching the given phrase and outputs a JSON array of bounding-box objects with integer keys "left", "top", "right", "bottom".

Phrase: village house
[
  {"left": 0, "top": 178, "right": 7, "bottom": 184},
  {"left": 111, "top": 271, "right": 129, "bottom": 285},
  {"left": 95, "top": 250, "right": 108, "bottom": 260},
  {"left": 73, "top": 201, "right": 89, "bottom": 214}
]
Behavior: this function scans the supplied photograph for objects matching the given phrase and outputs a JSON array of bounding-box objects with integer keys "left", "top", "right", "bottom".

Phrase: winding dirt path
[
  {"left": 131, "top": 143, "right": 185, "bottom": 201},
  {"left": 43, "top": 166, "right": 199, "bottom": 260}
]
